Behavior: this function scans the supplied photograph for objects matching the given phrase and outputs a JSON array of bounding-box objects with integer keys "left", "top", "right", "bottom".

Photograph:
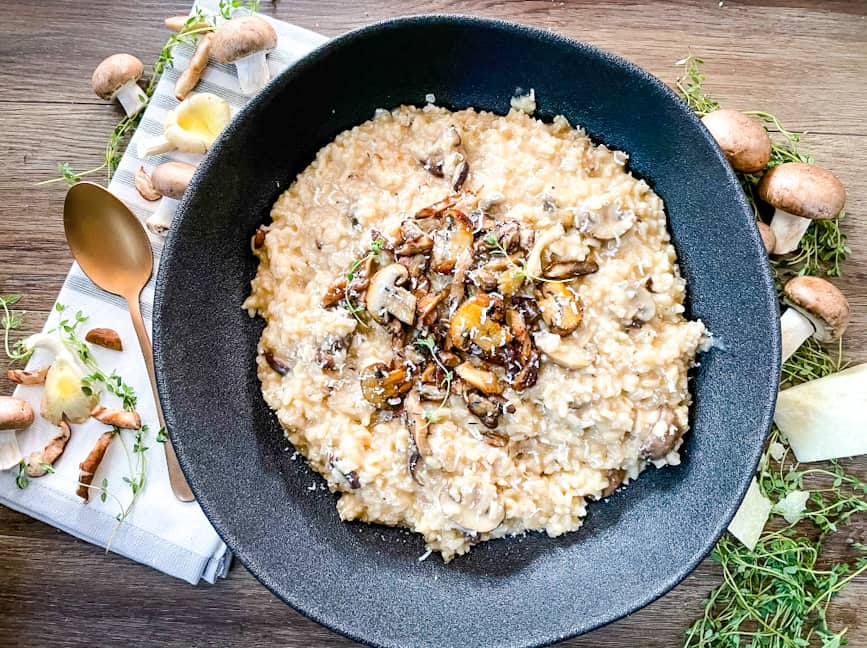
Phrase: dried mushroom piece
[
  {"left": 440, "top": 483, "right": 505, "bottom": 534},
  {"left": 91, "top": 405, "right": 141, "bottom": 430},
  {"left": 77, "top": 430, "right": 115, "bottom": 501},
  {"left": 7, "top": 366, "right": 49, "bottom": 385},
  {"left": 360, "top": 362, "right": 412, "bottom": 409},
  {"left": 25, "top": 419, "right": 71, "bottom": 478}
]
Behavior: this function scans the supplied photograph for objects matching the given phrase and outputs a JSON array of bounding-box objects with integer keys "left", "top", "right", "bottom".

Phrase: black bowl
[{"left": 153, "top": 15, "right": 779, "bottom": 648}]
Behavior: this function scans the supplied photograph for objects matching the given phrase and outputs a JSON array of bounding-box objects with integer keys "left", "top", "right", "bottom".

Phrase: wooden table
[{"left": 1, "top": 1, "right": 865, "bottom": 645}]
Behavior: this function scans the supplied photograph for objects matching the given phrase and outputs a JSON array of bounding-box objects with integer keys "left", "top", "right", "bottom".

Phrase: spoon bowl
[
  {"left": 63, "top": 181, "right": 194, "bottom": 502},
  {"left": 64, "top": 182, "right": 154, "bottom": 297}
]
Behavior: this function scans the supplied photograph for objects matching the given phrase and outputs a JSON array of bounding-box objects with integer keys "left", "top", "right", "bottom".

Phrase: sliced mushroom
[
  {"left": 25, "top": 419, "right": 72, "bottom": 478},
  {"left": 636, "top": 406, "right": 681, "bottom": 460},
  {"left": 416, "top": 290, "right": 447, "bottom": 326},
  {"left": 576, "top": 201, "right": 635, "bottom": 240},
  {"left": 366, "top": 264, "right": 417, "bottom": 326},
  {"left": 263, "top": 351, "right": 291, "bottom": 376},
  {"left": 537, "top": 282, "right": 584, "bottom": 335},
  {"left": 404, "top": 389, "right": 430, "bottom": 485},
  {"left": 416, "top": 192, "right": 462, "bottom": 219},
  {"left": 534, "top": 331, "right": 596, "bottom": 370},
  {"left": 455, "top": 362, "right": 503, "bottom": 395},
  {"left": 135, "top": 166, "right": 161, "bottom": 201},
  {"left": 447, "top": 249, "right": 474, "bottom": 311},
  {"left": 599, "top": 468, "right": 626, "bottom": 499},
  {"left": 626, "top": 286, "right": 656, "bottom": 324},
  {"left": 91, "top": 405, "right": 142, "bottom": 430},
  {"left": 440, "top": 483, "right": 505, "bottom": 534},
  {"left": 470, "top": 254, "right": 522, "bottom": 291},
  {"left": 360, "top": 362, "right": 412, "bottom": 409},
  {"left": 321, "top": 276, "right": 347, "bottom": 308},
  {"left": 315, "top": 335, "right": 350, "bottom": 370},
  {"left": 448, "top": 294, "right": 513, "bottom": 356},
  {"left": 396, "top": 220, "right": 434, "bottom": 256},
  {"left": 541, "top": 259, "right": 598, "bottom": 280},
  {"left": 85, "top": 327, "right": 123, "bottom": 351},
  {"left": 503, "top": 308, "right": 540, "bottom": 391},
  {"left": 462, "top": 388, "right": 505, "bottom": 429},
  {"left": 524, "top": 224, "right": 564, "bottom": 280},
  {"left": 511, "top": 296, "right": 542, "bottom": 326},
  {"left": 430, "top": 209, "right": 474, "bottom": 274},
  {"left": 398, "top": 253, "right": 430, "bottom": 280},
  {"left": 7, "top": 366, "right": 49, "bottom": 385},
  {"left": 452, "top": 160, "right": 470, "bottom": 192},
  {"left": 77, "top": 431, "right": 116, "bottom": 501},
  {"left": 475, "top": 220, "right": 524, "bottom": 254}
]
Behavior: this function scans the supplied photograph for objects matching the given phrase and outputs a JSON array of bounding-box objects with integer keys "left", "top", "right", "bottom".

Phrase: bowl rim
[{"left": 155, "top": 13, "right": 779, "bottom": 648}]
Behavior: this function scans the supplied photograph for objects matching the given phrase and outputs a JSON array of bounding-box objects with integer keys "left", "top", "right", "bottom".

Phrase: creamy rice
[{"left": 244, "top": 105, "right": 708, "bottom": 561}]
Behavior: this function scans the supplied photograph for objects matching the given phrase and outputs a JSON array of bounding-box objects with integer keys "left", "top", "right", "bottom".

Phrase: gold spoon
[{"left": 63, "top": 182, "right": 195, "bottom": 502}]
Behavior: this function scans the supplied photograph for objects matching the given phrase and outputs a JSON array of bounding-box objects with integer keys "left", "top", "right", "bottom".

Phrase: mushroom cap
[
  {"left": 211, "top": 16, "right": 277, "bottom": 64},
  {"left": 0, "top": 396, "right": 34, "bottom": 431},
  {"left": 701, "top": 109, "right": 772, "bottom": 173},
  {"left": 757, "top": 221, "right": 776, "bottom": 254},
  {"left": 92, "top": 54, "right": 144, "bottom": 99},
  {"left": 783, "top": 276, "right": 849, "bottom": 342},
  {"left": 758, "top": 162, "right": 846, "bottom": 221},
  {"left": 151, "top": 161, "right": 197, "bottom": 200}
]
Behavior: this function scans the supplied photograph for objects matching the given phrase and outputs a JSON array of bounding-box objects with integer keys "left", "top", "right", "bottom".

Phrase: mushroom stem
[
  {"left": 233, "top": 52, "right": 270, "bottom": 95},
  {"left": 146, "top": 198, "right": 178, "bottom": 235},
  {"left": 769, "top": 208, "right": 811, "bottom": 255},
  {"left": 137, "top": 136, "right": 175, "bottom": 158},
  {"left": 780, "top": 307, "right": 815, "bottom": 362},
  {"left": 115, "top": 81, "right": 148, "bottom": 116}
]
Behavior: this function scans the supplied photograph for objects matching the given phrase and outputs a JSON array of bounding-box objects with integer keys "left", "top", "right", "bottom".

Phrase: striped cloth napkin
[{"left": 0, "top": 1, "right": 326, "bottom": 585}]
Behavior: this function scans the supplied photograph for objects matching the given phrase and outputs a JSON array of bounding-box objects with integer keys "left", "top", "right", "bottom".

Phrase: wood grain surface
[{"left": 1, "top": 1, "right": 865, "bottom": 646}]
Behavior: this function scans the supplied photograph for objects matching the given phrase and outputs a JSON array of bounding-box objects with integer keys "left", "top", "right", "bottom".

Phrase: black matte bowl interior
[{"left": 153, "top": 15, "right": 779, "bottom": 648}]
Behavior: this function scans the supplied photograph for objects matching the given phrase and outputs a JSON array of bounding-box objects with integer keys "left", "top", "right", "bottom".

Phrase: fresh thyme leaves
[
  {"left": 675, "top": 56, "right": 864, "bottom": 648},
  {"left": 15, "top": 461, "right": 29, "bottom": 490},
  {"left": 218, "top": 0, "right": 260, "bottom": 19},
  {"left": 1, "top": 294, "right": 31, "bottom": 362},
  {"left": 674, "top": 55, "right": 721, "bottom": 116},
  {"left": 342, "top": 237, "right": 384, "bottom": 324}
]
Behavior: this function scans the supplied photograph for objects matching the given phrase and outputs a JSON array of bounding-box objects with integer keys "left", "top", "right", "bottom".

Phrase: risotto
[{"left": 244, "top": 103, "right": 708, "bottom": 561}]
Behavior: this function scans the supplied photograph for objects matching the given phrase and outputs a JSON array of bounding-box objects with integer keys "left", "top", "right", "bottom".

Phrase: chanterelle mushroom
[
  {"left": 91, "top": 54, "right": 147, "bottom": 116},
  {"left": 137, "top": 93, "right": 231, "bottom": 158},
  {"left": 700, "top": 109, "right": 772, "bottom": 173},
  {"left": 210, "top": 16, "right": 278, "bottom": 95},
  {"left": 366, "top": 264, "right": 417, "bottom": 325},
  {"left": 145, "top": 161, "right": 198, "bottom": 235},
  {"left": 779, "top": 276, "right": 849, "bottom": 362},
  {"left": 759, "top": 162, "right": 846, "bottom": 255},
  {"left": 0, "top": 396, "right": 34, "bottom": 470}
]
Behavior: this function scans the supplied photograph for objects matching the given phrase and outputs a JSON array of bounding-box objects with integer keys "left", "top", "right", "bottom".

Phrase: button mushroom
[
  {"left": 449, "top": 294, "right": 512, "bottom": 356},
  {"left": 759, "top": 163, "right": 846, "bottom": 255},
  {"left": 360, "top": 362, "right": 412, "bottom": 409},
  {"left": 576, "top": 201, "right": 635, "bottom": 240},
  {"left": 137, "top": 92, "right": 231, "bottom": 158},
  {"left": 366, "top": 264, "right": 417, "bottom": 326},
  {"left": 454, "top": 361, "right": 503, "bottom": 395},
  {"left": 143, "top": 162, "right": 198, "bottom": 235},
  {"left": 779, "top": 276, "right": 849, "bottom": 362},
  {"left": 537, "top": 282, "right": 584, "bottom": 335},
  {"left": 0, "top": 397, "right": 34, "bottom": 470},
  {"left": 210, "top": 16, "right": 278, "bottom": 96},
  {"left": 91, "top": 54, "right": 148, "bottom": 116},
  {"left": 440, "top": 483, "right": 505, "bottom": 534},
  {"left": 700, "top": 109, "right": 772, "bottom": 173}
]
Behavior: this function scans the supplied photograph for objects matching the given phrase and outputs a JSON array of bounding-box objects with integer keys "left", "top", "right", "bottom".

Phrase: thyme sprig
[
  {"left": 676, "top": 55, "right": 864, "bottom": 648},
  {"left": 483, "top": 234, "right": 573, "bottom": 284},
  {"left": 342, "top": 238, "right": 384, "bottom": 325},
  {"left": 414, "top": 335, "right": 454, "bottom": 416},
  {"left": 1, "top": 294, "right": 31, "bottom": 362}
]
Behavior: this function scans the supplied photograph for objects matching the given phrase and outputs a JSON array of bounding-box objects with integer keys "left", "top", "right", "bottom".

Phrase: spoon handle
[{"left": 127, "top": 295, "right": 196, "bottom": 502}]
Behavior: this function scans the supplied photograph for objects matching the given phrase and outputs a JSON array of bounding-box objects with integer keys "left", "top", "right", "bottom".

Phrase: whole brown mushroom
[
  {"left": 779, "top": 276, "right": 849, "bottom": 362},
  {"left": 757, "top": 221, "right": 776, "bottom": 255},
  {"left": 210, "top": 16, "right": 277, "bottom": 95},
  {"left": 701, "top": 109, "right": 772, "bottom": 173},
  {"left": 759, "top": 163, "right": 846, "bottom": 255},
  {"left": 144, "top": 162, "right": 198, "bottom": 235},
  {"left": 91, "top": 54, "right": 148, "bottom": 116},
  {"left": 0, "top": 396, "right": 34, "bottom": 469}
]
